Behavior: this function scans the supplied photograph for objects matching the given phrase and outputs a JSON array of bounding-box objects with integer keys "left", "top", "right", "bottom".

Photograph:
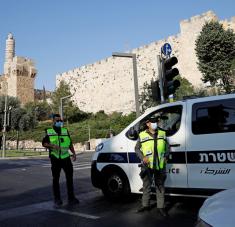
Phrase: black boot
[
  {"left": 136, "top": 206, "right": 151, "bottom": 213},
  {"left": 68, "top": 197, "right": 80, "bottom": 206},
  {"left": 54, "top": 198, "right": 63, "bottom": 209},
  {"left": 157, "top": 208, "right": 168, "bottom": 217}
]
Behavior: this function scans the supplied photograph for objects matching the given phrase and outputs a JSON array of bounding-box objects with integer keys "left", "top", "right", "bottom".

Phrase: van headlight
[{"left": 95, "top": 143, "right": 104, "bottom": 152}]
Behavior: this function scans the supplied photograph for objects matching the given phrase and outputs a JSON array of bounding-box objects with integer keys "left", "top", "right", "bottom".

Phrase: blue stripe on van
[
  {"left": 128, "top": 152, "right": 141, "bottom": 163},
  {"left": 97, "top": 150, "right": 235, "bottom": 164},
  {"left": 97, "top": 152, "right": 186, "bottom": 164},
  {"left": 97, "top": 152, "right": 128, "bottom": 163}
]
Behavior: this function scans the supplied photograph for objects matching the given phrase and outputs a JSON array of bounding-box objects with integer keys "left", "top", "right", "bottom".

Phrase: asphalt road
[{"left": 0, "top": 152, "right": 204, "bottom": 227}]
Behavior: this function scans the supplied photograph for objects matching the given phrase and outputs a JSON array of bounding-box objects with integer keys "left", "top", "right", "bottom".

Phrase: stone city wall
[{"left": 56, "top": 11, "right": 235, "bottom": 114}]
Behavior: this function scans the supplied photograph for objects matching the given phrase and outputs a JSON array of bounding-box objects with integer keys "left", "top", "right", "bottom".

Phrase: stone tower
[
  {"left": 0, "top": 33, "right": 37, "bottom": 105},
  {"left": 4, "top": 33, "right": 15, "bottom": 75}
]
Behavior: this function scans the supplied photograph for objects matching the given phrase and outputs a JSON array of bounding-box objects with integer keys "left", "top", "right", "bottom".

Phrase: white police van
[{"left": 91, "top": 93, "right": 235, "bottom": 199}]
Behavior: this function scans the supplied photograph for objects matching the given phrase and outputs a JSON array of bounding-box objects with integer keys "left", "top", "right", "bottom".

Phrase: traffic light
[
  {"left": 162, "top": 56, "right": 180, "bottom": 99},
  {"left": 150, "top": 80, "right": 161, "bottom": 102}
]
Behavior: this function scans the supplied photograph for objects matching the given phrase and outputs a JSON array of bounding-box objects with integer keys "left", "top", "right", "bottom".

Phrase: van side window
[
  {"left": 139, "top": 105, "right": 183, "bottom": 137},
  {"left": 192, "top": 98, "right": 235, "bottom": 134}
]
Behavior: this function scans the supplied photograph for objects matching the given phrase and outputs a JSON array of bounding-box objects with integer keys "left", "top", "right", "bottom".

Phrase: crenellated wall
[{"left": 56, "top": 11, "right": 235, "bottom": 114}]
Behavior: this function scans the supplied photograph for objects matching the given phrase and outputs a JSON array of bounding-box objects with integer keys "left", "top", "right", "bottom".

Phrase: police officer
[
  {"left": 42, "top": 114, "right": 79, "bottom": 208},
  {"left": 135, "top": 116, "right": 169, "bottom": 217}
]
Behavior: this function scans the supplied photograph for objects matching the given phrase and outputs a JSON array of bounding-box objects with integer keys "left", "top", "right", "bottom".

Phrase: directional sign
[{"left": 161, "top": 43, "right": 172, "bottom": 57}]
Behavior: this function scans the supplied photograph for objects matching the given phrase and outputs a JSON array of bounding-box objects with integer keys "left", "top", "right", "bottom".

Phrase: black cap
[
  {"left": 53, "top": 113, "right": 61, "bottom": 119},
  {"left": 146, "top": 116, "right": 160, "bottom": 123}
]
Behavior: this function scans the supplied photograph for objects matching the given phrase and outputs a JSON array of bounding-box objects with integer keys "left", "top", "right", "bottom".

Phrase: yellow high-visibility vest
[
  {"left": 139, "top": 129, "right": 166, "bottom": 170},
  {"left": 46, "top": 128, "right": 71, "bottom": 159}
]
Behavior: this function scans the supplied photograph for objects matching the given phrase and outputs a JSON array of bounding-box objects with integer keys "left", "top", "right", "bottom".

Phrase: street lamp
[
  {"left": 7, "top": 106, "right": 12, "bottom": 126},
  {"left": 112, "top": 52, "right": 140, "bottom": 118},
  {"left": 2, "top": 95, "right": 8, "bottom": 158},
  {"left": 60, "top": 95, "right": 72, "bottom": 119}
]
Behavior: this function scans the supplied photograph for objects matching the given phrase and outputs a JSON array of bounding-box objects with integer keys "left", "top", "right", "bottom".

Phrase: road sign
[{"left": 161, "top": 43, "right": 172, "bottom": 57}]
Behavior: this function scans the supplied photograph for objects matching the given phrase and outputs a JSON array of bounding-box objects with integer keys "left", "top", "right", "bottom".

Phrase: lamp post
[
  {"left": 2, "top": 95, "right": 8, "bottom": 158},
  {"left": 59, "top": 95, "right": 72, "bottom": 119},
  {"left": 112, "top": 52, "right": 140, "bottom": 118}
]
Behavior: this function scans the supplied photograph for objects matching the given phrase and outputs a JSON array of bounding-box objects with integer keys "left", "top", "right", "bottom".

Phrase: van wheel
[{"left": 102, "top": 171, "right": 130, "bottom": 201}]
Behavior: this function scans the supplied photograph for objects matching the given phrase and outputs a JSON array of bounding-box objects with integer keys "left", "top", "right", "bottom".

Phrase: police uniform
[
  {"left": 42, "top": 126, "right": 78, "bottom": 206},
  {"left": 135, "top": 124, "right": 169, "bottom": 215}
]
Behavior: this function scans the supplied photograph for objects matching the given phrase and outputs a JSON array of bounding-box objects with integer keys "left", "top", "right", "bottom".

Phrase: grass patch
[{"left": 0, "top": 150, "right": 48, "bottom": 157}]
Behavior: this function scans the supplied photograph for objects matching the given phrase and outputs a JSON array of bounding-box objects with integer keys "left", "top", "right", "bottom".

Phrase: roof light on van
[{"left": 95, "top": 143, "right": 104, "bottom": 152}]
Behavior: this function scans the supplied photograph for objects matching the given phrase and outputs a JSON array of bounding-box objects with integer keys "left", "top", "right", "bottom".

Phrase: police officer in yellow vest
[
  {"left": 42, "top": 114, "right": 79, "bottom": 208},
  {"left": 135, "top": 116, "right": 169, "bottom": 217}
]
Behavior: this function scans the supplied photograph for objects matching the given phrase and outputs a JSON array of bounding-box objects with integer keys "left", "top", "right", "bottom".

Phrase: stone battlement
[{"left": 57, "top": 11, "right": 235, "bottom": 114}]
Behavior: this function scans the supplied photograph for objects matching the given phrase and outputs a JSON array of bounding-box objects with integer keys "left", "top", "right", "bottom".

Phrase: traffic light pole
[{"left": 157, "top": 55, "right": 165, "bottom": 103}]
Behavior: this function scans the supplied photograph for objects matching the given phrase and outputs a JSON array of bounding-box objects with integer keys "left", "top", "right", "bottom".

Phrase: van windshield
[{"left": 128, "top": 105, "right": 183, "bottom": 139}]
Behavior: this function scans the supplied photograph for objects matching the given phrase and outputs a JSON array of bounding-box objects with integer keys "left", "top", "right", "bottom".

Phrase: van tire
[{"left": 102, "top": 169, "right": 130, "bottom": 201}]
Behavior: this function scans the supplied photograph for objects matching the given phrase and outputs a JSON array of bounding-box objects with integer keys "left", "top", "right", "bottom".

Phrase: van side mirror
[{"left": 126, "top": 127, "right": 138, "bottom": 140}]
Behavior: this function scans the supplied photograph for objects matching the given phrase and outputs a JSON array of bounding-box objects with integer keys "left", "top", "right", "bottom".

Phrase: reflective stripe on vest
[
  {"left": 46, "top": 128, "right": 71, "bottom": 159},
  {"left": 139, "top": 129, "right": 166, "bottom": 170}
]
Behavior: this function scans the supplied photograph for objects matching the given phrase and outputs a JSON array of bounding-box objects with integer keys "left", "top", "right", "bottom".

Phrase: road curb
[{"left": 0, "top": 150, "right": 94, "bottom": 160}]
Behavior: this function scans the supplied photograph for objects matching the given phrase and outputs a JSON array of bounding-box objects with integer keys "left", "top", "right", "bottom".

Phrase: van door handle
[{"left": 170, "top": 143, "right": 180, "bottom": 147}]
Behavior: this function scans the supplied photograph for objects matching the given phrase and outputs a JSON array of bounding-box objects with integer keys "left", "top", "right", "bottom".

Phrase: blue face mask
[
  {"left": 150, "top": 122, "right": 158, "bottom": 131},
  {"left": 54, "top": 121, "right": 63, "bottom": 128}
]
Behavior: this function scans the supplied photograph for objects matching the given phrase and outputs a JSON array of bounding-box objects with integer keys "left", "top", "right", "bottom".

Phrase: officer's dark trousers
[
  {"left": 50, "top": 156, "right": 75, "bottom": 201},
  {"left": 141, "top": 168, "right": 166, "bottom": 208}
]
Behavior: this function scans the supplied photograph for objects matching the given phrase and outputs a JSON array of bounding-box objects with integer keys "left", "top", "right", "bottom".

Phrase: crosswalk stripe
[
  {"left": 74, "top": 166, "right": 91, "bottom": 170},
  {"left": 41, "top": 163, "right": 91, "bottom": 170},
  {"left": 0, "top": 191, "right": 101, "bottom": 221}
]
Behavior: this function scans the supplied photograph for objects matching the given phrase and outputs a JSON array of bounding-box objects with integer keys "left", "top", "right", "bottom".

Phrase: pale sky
[{"left": 0, "top": 0, "right": 234, "bottom": 91}]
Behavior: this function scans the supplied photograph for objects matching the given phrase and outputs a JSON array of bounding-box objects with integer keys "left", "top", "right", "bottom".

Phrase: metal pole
[
  {"left": 60, "top": 98, "right": 63, "bottom": 119},
  {"left": 112, "top": 52, "right": 140, "bottom": 118},
  {"left": 60, "top": 95, "right": 72, "bottom": 120},
  {"left": 88, "top": 125, "right": 91, "bottom": 141},
  {"left": 157, "top": 55, "right": 165, "bottom": 103},
  {"left": 132, "top": 54, "right": 140, "bottom": 118},
  {"left": 2, "top": 95, "right": 8, "bottom": 158}
]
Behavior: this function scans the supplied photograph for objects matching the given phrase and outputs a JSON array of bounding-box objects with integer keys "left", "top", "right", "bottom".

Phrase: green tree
[
  {"left": 25, "top": 101, "right": 52, "bottom": 121},
  {"left": 0, "top": 96, "right": 21, "bottom": 130},
  {"left": 195, "top": 21, "right": 235, "bottom": 93},
  {"left": 51, "top": 81, "right": 72, "bottom": 114},
  {"left": 139, "top": 81, "right": 160, "bottom": 113},
  {"left": 139, "top": 76, "right": 195, "bottom": 112},
  {"left": 51, "top": 81, "right": 90, "bottom": 123},
  {"left": 175, "top": 76, "right": 195, "bottom": 100},
  {"left": 0, "top": 96, "right": 37, "bottom": 132}
]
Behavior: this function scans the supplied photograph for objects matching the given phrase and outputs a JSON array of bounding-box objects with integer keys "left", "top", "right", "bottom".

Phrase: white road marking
[
  {"left": 54, "top": 209, "right": 100, "bottom": 220},
  {"left": 41, "top": 162, "right": 91, "bottom": 170},
  {"left": 73, "top": 166, "right": 91, "bottom": 170},
  {"left": 0, "top": 191, "right": 101, "bottom": 221}
]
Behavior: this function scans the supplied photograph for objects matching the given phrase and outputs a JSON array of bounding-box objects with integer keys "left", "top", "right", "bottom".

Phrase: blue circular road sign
[{"left": 161, "top": 43, "right": 172, "bottom": 57}]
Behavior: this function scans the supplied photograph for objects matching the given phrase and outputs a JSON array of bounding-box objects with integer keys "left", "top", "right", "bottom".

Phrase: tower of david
[
  {"left": 57, "top": 11, "right": 235, "bottom": 114},
  {"left": 0, "top": 33, "right": 37, "bottom": 105}
]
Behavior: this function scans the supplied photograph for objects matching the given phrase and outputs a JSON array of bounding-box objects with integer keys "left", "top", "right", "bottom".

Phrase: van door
[
  {"left": 126, "top": 103, "right": 188, "bottom": 190},
  {"left": 187, "top": 97, "right": 235, "bottom": 190},
  {"left": 157, "top": 104, "right": 187, "bottom": 189}
]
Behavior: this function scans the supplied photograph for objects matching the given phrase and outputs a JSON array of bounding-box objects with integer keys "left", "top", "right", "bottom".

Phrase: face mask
[
  {"left": 150, "top": 122, "right": 158, "bottom": 131},
  {"left": 54, "top": 121, "right": 63, "bottom": 128}
]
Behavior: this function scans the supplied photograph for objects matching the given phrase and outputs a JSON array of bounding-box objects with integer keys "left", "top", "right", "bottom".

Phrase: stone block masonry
[
  {"left": 56, "top": 11, "right": 235, "bottom": 114},
  {"left": 0, "top": 33, "right": 37, "bottom": 105}
]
